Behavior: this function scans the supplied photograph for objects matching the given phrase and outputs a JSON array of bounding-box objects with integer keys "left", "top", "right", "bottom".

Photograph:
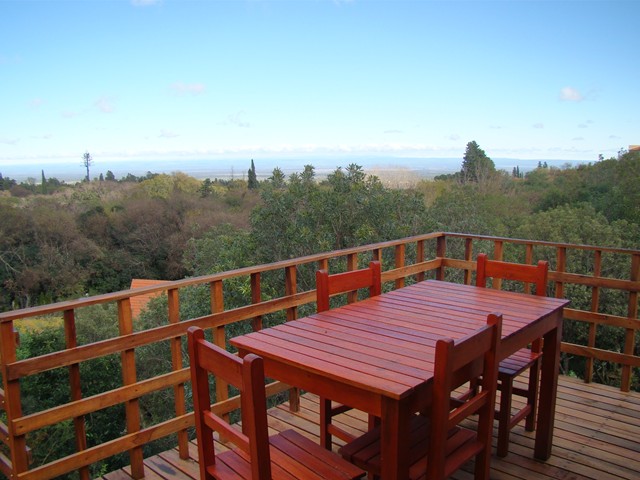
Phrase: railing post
[
  {"left": 117, "top": 298, "right": 144, "bottom": 479},
  {"left": 555, "top": 247, "right": 567, "bottom": 299},
  {"left": 285, "top": 265, "right": 301, "bottom": 412},
  {"left": 585, "top": 250, "right": 602, "bottom": 383},
  {"left": 416, "top": 240, "right": 425, "bottom": 283},
  {"left": 492, "top": 240, "right": 504, "bottom": 291},
  {"left": 63, "top": 309, "right": 89, "bottom": 480},
  {"left": 463, "top": 237, "right": 473, "bottom": 285},
  {"left": 525, "top": 244, "right": 534, "bottom": 294},
  {"left": 347, "top": 253, "right": 358, "bottom": 304},
  {"left": 395, "top": 244, "right": 405, "bottom": 289},
  {"left": 210, "top": 280, "right": 230, "bottom": 426},
  {"left": 285, "top": 266, "right": 298, "bottom": 322},
  {"left": 167, "top": 288, "right": 189, "bottom": 458},
  {"left": 436, "top": 235, "right": 446, "bottom": 280},
  {"left": 251, "top": 273, "right": 262, "bottom": 332},
  {"left": 0, "top": 320, "right": 29, "bottom": 478},
  {"left": 621, "top": 253, "right": 640, "bottom": 392}
]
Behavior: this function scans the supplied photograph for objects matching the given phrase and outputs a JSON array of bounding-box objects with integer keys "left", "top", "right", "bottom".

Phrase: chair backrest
[
  {"left": 428, "top": 313, "right": 503, "bottom": 480},
  {"left": 316, "top": 261, "right": 382, "bottom": 312},
  {"left": 476, "top": 253, "right": 549, "bottom": 297},
  {"left": 188, "top": 326, "right": 271, "bottom": 480}
]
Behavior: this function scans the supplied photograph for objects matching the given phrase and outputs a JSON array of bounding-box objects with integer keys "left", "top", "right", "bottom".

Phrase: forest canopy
[{"left": 1, "top": 144, "right": 638, "bottom": 311}]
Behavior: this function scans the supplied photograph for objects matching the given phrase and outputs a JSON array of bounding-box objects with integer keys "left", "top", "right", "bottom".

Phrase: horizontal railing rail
[{"left": 0, "top": 232, "right": 637, "bottom": 480}]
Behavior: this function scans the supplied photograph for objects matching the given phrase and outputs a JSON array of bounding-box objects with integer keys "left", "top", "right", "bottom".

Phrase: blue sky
[{"left": 1, "top": 0, "right": 638, "bottom": 171}]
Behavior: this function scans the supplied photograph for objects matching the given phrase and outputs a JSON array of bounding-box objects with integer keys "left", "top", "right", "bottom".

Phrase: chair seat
[
  {"left": 499, "top": 348, "right": 542, "bottom": 378},
  {"left": 339, "top": 415, "right": 479, "bottom": 480},
  {"left": 210, "top": 429, "right": 365, "bottom": 479}
]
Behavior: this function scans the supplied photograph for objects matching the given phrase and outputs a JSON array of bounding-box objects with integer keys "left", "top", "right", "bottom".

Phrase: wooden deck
[{"left": 101, "top": 375, "right": 640, "bottom": 480}]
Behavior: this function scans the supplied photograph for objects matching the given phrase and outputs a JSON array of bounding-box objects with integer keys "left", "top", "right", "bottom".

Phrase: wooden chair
[
  {"left": 476, "top": 252, "right": 549, "bottom": 457},
  {"left": 340, "top": 313, "right": 503, "bottom": 480},
  {"left": 187, "top": 326, "right": 365, "bottom": 480},
  {"left": 316, "top": 261, "right": 381, "bottom": 450}
]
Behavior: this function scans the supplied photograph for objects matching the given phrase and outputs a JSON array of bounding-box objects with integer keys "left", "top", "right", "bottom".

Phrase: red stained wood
[{"left": 232, "top": 280, "right": 569, "bottom": 479}]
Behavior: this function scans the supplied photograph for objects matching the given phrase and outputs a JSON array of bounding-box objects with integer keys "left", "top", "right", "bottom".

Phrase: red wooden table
[{"left": 231, "top": 280, "right": 569, "bottom": 479}]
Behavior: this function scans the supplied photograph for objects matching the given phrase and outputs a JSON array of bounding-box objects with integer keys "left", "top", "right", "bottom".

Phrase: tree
[
  {"left": 247, "top": 159, "right": 258, "bottom": 189},
  {"left": 460, "top": 141, "right": 495, "bottom": 184},
  {"left": 512, "top": 166, "right": 523, "bottom": 178},
  {"left": 41, "top": 170, "right": 47, "bottom": 194},
  {"left": 105, "top": 170, "right": 115, "bottom": 181},
  {"left": 82, "top": 151, "right": 92, "bottom": 182},
  {"left": 268, "top": 167, "right": 286, "bottom": 188}
]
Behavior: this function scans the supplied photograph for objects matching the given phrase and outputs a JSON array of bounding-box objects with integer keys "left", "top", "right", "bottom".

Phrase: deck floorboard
[{"left": 102, "top": 375, "right": 639, "bottom": 480}]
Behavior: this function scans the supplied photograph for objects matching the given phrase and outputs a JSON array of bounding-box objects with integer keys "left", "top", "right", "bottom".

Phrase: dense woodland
[
  {"left": 1, "top": 142, "right": 639, "bottom": 475},
  {"left": 2, "top": 142, "right": 638, "bottom": 311}
]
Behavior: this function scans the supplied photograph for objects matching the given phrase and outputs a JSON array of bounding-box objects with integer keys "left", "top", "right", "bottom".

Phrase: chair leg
[
  {"left": 525, "top": 361, "right": 541, "bottom": 432},
  {"left": 320, "top": 397, "right": 332, "bottom": 450},
  {"left": 367, "top": 414, "right": 378, "bottom": 430},
  {"left": 497, "top": 378, "right": 513, "bottom": 458}
]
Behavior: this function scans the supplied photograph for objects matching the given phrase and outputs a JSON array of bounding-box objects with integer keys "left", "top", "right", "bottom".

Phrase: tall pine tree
[
  {"left": 247, "top": 159, "right": 258, "bottom": 189},
  {"left": 460, "top": 141, "right": 495, "bottom": 184}
]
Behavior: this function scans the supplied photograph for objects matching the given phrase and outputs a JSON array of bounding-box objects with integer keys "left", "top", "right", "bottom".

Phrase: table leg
[
  {"left": 380, "top": 397, "right": 410, "bottom": 480},
  {"left": 535, "top": 312, "right": 563, "bottom": 459}
]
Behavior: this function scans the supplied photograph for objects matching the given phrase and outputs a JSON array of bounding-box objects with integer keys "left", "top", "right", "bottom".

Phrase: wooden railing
[{"left": 0, "top": 232, "right": 638, "bottom": 480}]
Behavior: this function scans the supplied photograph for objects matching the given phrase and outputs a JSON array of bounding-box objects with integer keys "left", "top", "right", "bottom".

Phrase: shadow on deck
[{"left": 101, "top": 375, "right": 640, "bottom": 480}]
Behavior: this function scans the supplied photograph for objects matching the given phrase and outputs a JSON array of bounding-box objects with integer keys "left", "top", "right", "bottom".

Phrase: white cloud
[
  {"left": 384, "top": 129, "right": 402, "bottom": 134},
  {"left": 227, "top": 111, "right": 251, "bottom": 128},
  {"left": 572, "top": 137, "right": 584, "bottom": 141},
  {"left": 29, "top": 98, "right": 45, "bottom": 108},
  {"left": 448, "top": 134, "right": 460, "bottom": 141},
  {"left": 532, "top": 123, "right": 544, "bottom": 129},
  {"left": 0, "top": 137, "right": 19, "bottom": 145},
  {"left": 171, "top": 82, "right": 206, "bottom": 95},
  {"left": 94, "top": 97, "right": 115, "bottom": 113},
  {"left": 131, "top": 0, "right": 161, "bottom": 6},
  {"left": 560, "top": 87, "right": 584, "bottom": 102},
  {"left": 159, "top": 129, "right": 179, "bottom": 138}
]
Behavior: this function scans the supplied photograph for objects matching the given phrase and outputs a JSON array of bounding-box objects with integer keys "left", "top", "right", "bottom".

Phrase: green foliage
[
  {"left": 17, "top": 305, "right": 125, "bottom": 476},
  {"left": 0, "top": 172, "right": 18, "bottom": 191},
  {"left": 250, "top": 164, "right": 427, "bottom": 268},
  {"left": 247, "top": 159, "right": 259, "bottom": 189},
  {"left": 425, "top": 183, "right": 529, "bottom": 237},
  {"left": 460, "top": 140, "right": 496, "bottom": 184},
  {"left": 514, "top": 203, "right": 639, "bottom": 250},
  {"left": 528, "top": 150, "right": 640, "bottom": 224}
]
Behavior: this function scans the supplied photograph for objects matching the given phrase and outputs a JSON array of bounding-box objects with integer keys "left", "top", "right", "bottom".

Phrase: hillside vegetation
[
  {"left": 2, "top": 143, "right": 639, "bottom": 476},
  {"left": 1, "top": 145, "right": 638, "bottom": 311}
]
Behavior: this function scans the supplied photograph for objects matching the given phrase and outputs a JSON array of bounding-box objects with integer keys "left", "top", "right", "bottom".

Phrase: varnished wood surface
[
  {"left": 101, "top": 375, "right": 640, "bottom": 480},
  {"left": 231, "top": 280, "right": 569, "bottom": 477}
]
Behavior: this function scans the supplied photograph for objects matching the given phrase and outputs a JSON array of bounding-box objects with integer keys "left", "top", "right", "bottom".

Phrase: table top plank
[
  {"left": 234, "top": 330, "right": 413, "bottom": 398},
  {"left": 284, "top": 319, "right": 436, "bottom": 360},
  {"left": 255, "top": 325, "right": 430, "bottom": 383},
  {"left": 276, "top": 322, "right": 436, "bottom": 371},
  {"left": 231, "top": 280, "right": 570, "bottom": 402}
]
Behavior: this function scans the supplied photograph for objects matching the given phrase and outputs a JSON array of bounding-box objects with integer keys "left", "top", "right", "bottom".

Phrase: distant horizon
[{"left": 0, "top": 155, "right": 593, "bottom": 183}]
